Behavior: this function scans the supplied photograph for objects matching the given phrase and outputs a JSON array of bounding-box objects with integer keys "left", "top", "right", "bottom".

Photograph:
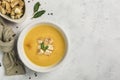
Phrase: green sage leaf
[
  {"left": 34, "top": 2, "right": 40, "bottom": 13},
  {"left": 41, "top": 42, "right": 44, "bottom": 49},
  {"left": 33, "top": 10, "right": 46, "bottom": 18},
  {"left": 44, "top": 46, "right": 48, "bottom": 51}
]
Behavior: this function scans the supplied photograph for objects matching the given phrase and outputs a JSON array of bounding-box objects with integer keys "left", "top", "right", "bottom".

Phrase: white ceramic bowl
[
  {"left": 0, "top": 0, "right": 26, "bottom": 23},
  {"left": 17, "top": 22, "right": 69, "bottom": 72}
]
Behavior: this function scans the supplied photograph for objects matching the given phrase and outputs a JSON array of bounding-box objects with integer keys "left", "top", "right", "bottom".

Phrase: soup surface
[{"left": 24, "top": 24, "right": 66, "bottom": 67}]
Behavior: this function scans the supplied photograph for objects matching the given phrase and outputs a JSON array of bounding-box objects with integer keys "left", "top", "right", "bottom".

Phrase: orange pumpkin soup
[{"left": 24, "top": 24, "right": 66, "bottom": 67}]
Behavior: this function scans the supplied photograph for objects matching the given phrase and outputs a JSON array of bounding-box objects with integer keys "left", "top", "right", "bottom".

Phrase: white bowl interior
[{"left": 17, "top": 22, "right": 68, "bottom": 72}]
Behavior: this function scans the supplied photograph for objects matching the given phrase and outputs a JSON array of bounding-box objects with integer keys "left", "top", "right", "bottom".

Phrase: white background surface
[{"left": 1, "top": 0, "right": 120, "bottom": 80}]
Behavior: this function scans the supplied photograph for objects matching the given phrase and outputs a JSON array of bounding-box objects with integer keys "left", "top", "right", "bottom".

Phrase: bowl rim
[
  {"left": 0, "top": 0, "right": 27, "bottom": 23},
  {"left": 17, "top": 21, "right": 69, "bottom": 72}
]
